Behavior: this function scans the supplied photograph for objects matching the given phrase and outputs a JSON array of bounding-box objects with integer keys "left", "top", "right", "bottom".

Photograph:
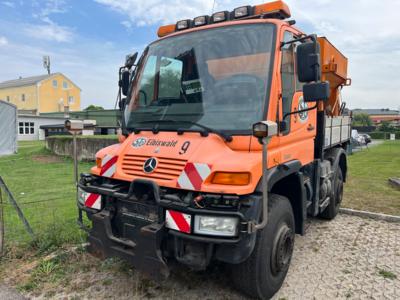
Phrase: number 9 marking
[{"left": 179, "top": 141, "right": 190, "bottom": 155}]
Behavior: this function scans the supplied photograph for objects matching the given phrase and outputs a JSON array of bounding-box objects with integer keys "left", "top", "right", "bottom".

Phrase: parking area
[{"left": 274, "top": 214, "right": 399, "bottom": 299}]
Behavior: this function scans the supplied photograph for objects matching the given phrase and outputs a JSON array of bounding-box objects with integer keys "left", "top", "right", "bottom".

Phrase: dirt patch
[{"left": 31, "top": 155, "right": 64, "bottom": 164}]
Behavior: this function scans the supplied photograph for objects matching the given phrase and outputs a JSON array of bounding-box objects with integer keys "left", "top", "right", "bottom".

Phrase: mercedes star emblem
[{"left": 143, "top": 157, "right": 158, "bottom": 173}]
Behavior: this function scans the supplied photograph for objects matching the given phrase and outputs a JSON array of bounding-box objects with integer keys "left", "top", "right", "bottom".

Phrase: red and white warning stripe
[
  {"left": 84, "top": 193, "right": 102, "bottom": 210},
  {"left": 177, "top": 163, "right": 212, "bottom": 191},
  {"left": 100, "top": 154, "right": 118, "bottom": 178},
  {"left": 165, "top": 210, "right": 191, "bottom": 233}
]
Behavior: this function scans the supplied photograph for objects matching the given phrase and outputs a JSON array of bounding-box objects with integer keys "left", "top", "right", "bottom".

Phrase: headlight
[{"left": 194, "top": 215, "right": 239, "bottom": 237}]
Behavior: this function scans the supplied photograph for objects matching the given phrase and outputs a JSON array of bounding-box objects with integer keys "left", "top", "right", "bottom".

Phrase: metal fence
[{"left": 0, "top": 156, "right": 88, "bottom": 256}]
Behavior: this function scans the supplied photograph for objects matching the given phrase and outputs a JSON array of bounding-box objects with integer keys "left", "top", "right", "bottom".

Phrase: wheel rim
[
  {"left": 271, "top": 225, "right": 294, "bottom": 275},
  {"left": 335, "top": 173, "right": 344, "bottom": 206}
]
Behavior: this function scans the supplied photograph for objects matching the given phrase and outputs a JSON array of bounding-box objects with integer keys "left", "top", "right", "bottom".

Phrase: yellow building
[{"left": 0, "top": 73, "right": 81, "bottom": 114}]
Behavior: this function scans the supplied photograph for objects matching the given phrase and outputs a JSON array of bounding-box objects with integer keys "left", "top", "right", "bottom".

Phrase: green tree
[
  {"left": 353, "top": 113, "right": 372, "bottom": 126},
  {"left": 84, "top": 105, "right": 104, "bottom": 111},
  {"left": 379, "top": 121, "right": 395, "bottom": 132}
]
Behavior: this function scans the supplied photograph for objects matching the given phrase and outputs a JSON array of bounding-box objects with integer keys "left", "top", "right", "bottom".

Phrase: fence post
[
  {"left": 0, "top": 188, "right": 4, "bottom": 255},
  {"left": 0, "top": 177, "right": 34, "bottom": 239}
]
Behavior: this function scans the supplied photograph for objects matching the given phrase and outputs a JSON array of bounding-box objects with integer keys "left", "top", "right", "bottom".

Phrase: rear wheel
[
  {"left": 231, "top": 194, "right": 295, "bottom": 299},
  {"left": 320, "top": 167, "right": 343, "bottom": 220}
]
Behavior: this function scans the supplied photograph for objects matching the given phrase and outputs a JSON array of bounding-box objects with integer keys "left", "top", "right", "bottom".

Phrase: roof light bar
[
  {"left": 233, "top": 5, "right": 252, "bottom": 18},
  {"left": 157, "top": 1, "right": 292, "bottom": 37},
  {"left": 194, "top": 15, "right": 209, "bottom": 27},
  {"left": 176, "top": 19, "right": 192, "bottom": 31},
  {"left": 211, "top": 11, "right": 229, "bottom": 23}
]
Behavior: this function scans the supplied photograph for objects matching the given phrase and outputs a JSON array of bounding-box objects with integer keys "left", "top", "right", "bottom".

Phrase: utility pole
[{"left": 43, "top": 56, "right": 51, "bottom": 75}]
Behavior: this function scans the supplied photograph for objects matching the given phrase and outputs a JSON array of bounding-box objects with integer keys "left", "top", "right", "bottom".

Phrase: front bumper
[{"left": 77, "top": 175, "right": 259, "bottom": 276}]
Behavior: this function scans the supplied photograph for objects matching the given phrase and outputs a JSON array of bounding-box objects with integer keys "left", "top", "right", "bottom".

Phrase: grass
[
  {"left": 0, "top": 141, "right": 93, "bottom": 251},
  {"left": 343, "top": 141, "right": 400, "bottom": 216},
  {"left": 377, "top": 268, "right": 397, "bottom": 280}
]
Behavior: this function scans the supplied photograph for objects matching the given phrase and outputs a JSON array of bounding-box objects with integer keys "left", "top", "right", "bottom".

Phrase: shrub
[{"left": 369, "top": 131, "right": 400, "bottom": 139}]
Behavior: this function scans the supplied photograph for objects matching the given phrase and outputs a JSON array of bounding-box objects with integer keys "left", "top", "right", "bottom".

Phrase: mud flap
[{"left": 88, "top": 210, "right": 169, "bottom": 280}]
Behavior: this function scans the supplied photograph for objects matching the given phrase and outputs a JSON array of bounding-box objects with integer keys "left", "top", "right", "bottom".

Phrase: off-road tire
[
  {"left": 230, "top": 194, "right": 295, "bottom": 299},
  {"left": 320, "top": 167, "right": 343, "bottom": 220}
]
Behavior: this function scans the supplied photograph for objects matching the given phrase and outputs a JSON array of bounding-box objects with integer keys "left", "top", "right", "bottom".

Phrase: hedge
[{"left": 369, "top": 132, "right": 400, "bottom": 139}]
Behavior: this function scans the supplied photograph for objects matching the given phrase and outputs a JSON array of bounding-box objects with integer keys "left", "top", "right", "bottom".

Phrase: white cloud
[
  {"left": 94, "top": 0, "right": 215, "bottom": 26},
  {"left": 24, "top": 22, "right": 73, "bottom": 42},
  {"left": 0, "top": 36, "right": 8, "bottom": 46},
  {"left": 27, "top": 0, "right": 74, "bottom": 43},
  {"left": 2, "top": 1, "right": 15, "bottom": 8}
]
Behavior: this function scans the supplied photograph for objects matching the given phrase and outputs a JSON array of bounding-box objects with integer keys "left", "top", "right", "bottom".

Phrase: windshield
[{"left": 125, "top": 23, "right": 275, "bottom": 133}]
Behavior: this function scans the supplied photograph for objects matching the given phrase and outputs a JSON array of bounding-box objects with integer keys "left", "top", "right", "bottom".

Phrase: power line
[{"left": 212, "top": 0, "right": 216, "bottom": 14}]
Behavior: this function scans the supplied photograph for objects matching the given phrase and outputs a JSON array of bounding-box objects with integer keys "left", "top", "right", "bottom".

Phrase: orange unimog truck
[{"left": 77, "top": 1, "right": 351, "bottom": 298}]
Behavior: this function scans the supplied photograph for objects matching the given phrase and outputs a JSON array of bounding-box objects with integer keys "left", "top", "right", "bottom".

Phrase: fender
[
  {"left": 254, "top": 160, "right": 302, "bottom": 193},
  {"left": 255, "top": 160, "right": 306, "bottom": 235}
]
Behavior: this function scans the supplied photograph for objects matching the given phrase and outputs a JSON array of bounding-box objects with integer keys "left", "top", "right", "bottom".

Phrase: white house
[{"left": 17, "top": 114, "right": 66, "bottom": 141}]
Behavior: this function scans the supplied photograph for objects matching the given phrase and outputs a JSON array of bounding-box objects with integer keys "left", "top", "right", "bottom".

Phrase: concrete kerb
[{"left": 340, "top": 207, "right": 400, "bottom": 223}]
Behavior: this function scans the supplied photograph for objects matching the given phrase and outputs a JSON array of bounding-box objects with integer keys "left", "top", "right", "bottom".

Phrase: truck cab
[{"left": 77, "top": 1, "right": 351, "bottom": 299}]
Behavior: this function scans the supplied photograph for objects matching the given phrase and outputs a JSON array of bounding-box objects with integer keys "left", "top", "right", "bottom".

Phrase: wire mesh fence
[{"left": 0, "top": 141, "right": 91, "bottom": 257}]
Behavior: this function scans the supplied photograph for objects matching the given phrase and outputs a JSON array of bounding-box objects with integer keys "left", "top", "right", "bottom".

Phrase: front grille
[{"left": 122, "top": 154, "right": 187, "bottom": 181}]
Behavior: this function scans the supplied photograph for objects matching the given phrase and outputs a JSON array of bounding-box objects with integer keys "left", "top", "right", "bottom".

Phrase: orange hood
[{"left": 92, "top": 132, "right": 279, "bottom": 195}]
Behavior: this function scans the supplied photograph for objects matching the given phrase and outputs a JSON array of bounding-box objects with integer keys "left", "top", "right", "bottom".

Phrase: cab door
[{"left": 278, "top": 30, "right": 316, "bottom": 166}]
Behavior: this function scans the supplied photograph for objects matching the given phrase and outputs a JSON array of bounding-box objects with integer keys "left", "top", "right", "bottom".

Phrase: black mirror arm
[
  {"left": 280, "top": 34, "right": 317, "bottom": 49},
  {"left": 282, "top": 103, "right": 318, "bottom": 121}
]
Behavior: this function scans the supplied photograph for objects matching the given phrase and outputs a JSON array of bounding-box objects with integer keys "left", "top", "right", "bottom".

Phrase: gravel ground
[
  {"left": 2, "top": 213, "right": 399, "bottom": 300},
  {"left": 0, "top": 284, "right": 26, "bottom": 300}
]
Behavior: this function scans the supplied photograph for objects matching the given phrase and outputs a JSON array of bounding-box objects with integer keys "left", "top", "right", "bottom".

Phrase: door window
[{"left": 281, "top": 31, "right": 296, "bottom": 133}]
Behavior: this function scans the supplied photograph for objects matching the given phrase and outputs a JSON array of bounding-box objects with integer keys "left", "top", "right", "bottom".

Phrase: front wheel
[{"left": 231, "top": 194, "right": 295, "bottom": 299}]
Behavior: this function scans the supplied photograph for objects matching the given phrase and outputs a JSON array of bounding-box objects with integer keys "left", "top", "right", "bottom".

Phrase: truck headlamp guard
[
  {"left": 176, "top": 19, "right": 191, "bottom": 31},
  {"left": 211, "top": 11, "right": 229, "bottom": 23},
  {"left": 233, "top": 6, "right": 252, "bottom": 18},
  {"left": 193, "top": 15, "right": 209, "bottom": 27}
]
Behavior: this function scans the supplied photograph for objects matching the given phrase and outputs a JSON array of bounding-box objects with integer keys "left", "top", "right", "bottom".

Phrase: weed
[
  {"left": 34, "top": 260, "right": 58, "bottom": 277},
  {"left": 377, "top": 268, "right": 397, "bottom": 280},
  {"left": 17, "top": 280, "right": 38, "bottom": 292}
]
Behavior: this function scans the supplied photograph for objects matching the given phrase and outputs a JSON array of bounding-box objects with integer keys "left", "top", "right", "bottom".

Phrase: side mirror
[
  {"left": 303, "top": 82, "right": 330, "bottom": 102},
  {"left": 125, "top": 52, "right": 138, "bottom": 69},
  {"left": 120, "top": 70, "right": 130, "bottom": 96},
  {"left": 296, "top": 39, "right": 321, "bottom": 83},
  {"left": 252, "top": 121, "right": 278, "bottom": 140}
]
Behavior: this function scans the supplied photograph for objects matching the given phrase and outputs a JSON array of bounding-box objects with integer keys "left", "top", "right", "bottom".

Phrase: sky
[{"left": 0, "top": 0, "right": 399, "bottom": 110}]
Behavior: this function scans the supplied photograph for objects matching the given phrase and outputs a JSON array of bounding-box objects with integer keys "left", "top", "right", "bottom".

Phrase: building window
[
  {"left": 6, "top": 96, "right": 10, "bottom": 102},
  {"left": 52, "top": 79, "right": 58, "bottom": 88},
  {"left": 63, "top": 81, "right": 68, "bottom": 89},
  {"left": 68, "top": 96, "right": 74, "bottom": 104},
  {"left": 21, "top": 94, "right": 25, "bottom": 101},
  {"left": 18, "top": 122, "right": 35, "bottom": 135}
]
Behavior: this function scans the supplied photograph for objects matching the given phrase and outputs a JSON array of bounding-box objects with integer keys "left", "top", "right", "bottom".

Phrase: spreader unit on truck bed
[{"left": 77, "top": 1, "right": 351, "bottom": 298}]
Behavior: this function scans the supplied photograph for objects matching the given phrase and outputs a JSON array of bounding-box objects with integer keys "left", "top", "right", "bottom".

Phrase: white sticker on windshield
[{"left": 182, "top": 79, "right": 204, "bottom": 95}]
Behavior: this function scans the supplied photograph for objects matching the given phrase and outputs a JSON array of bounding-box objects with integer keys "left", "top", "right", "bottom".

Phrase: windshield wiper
[{"left": 136, "top": 119, "right": 233, "bottom": 142}]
